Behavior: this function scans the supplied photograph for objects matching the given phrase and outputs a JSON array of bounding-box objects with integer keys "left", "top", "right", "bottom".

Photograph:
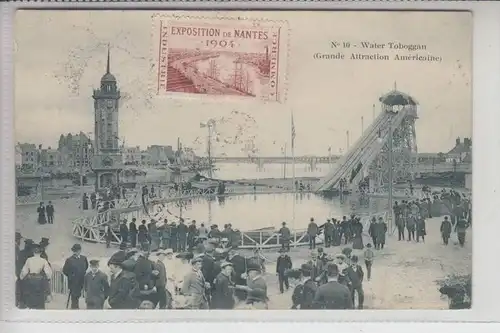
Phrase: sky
[{"left": 14, "top": 10, "right": 472, "bottom": 156}]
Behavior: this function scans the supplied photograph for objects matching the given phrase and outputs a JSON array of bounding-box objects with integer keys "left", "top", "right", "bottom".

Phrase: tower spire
[
  {"left": 394, "top": 81, "right": 397, "bottom": 91},
  {"left": 106, "top": 44, "right": 110, "bottom": 74}
]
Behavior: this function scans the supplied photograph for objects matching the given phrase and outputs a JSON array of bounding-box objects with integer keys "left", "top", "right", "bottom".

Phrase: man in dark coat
[
  {"left": 279, "top": 222, "right": 291, "bottom": 251},
  {"left": 169, "top": 222, "right": 178, "bottom": 252},
  {"left": 129, "top": 218, "right": 138, "bottom": 248},
  {"left": 90, "top": 192, "right": 97, "bottom": 210},
  {"left": 46, "top": 201, "right": 55, "bottom": 224},
  {"left": 84, "top": 260, "right": 110, "bottom": 309},
  {"left": 313, "top": 263, "right": 353, "bottom": 309},
  {"left": 455, "top": 217, "right": 468, "bottom": 247},
  {"left": 153, "top": 251, "right": 168, "bottom": 309},
  {"left": 119, "top": 220, "right": 129, "bottom": 248},
  {"left": 346, "top": 255, "right": 365, "bottom": 309},
  {"left": 202, "top": 246, "right": 220, "bottom": 285},
  {"left": 368, "top": 217, "right": 377, "bottom": 248},
  {"left": 134, "top": 252, "right": 155, "bottom": 291},
  {"left": 177, "top": 219, "right": 188, "bottom": 252},
  {"left": 62, "top": 244, "right": 89, "bottom": 309},
  {"left": 107, "top": 251, "right": 141, "bottom": 309},
  {"left": 416, "top": 216, "right": 427, "bottom": 243},
  {"left": 374, "top": 217, "right": 387, "bottom": 249},
  {"left": 138, "top": 220, "right": 149, "bottom": 252},
  {"left": 187, "top": 220, "right": 198, "bottom": 251},
  {"left": 291, "top": 263, "right": 317, "bottom": 309},
  {"left": 228, "top": 248, "right": 247, "bottom": 301},
  {"left": 276, "top": 248, "right": 292, "bottom": 293},
  {"left": 440, "top": 216, "right": 453, "bottom": 245},
  {"left": 307, "top": 218, "right": 318, "bottom": 250},
  {"left": 323, "top": 219, "right": 334, "bottom": 248},
  {"left": 211, "top": 261, "right": 235, "bottom": 309},
  {"left": 340, "top": 216, "right": 350, "bottom": 244}
]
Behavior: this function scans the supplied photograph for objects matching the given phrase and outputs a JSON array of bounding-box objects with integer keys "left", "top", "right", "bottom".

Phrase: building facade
[
  {"left": 147, "top": 145, "right": 174, "bottom": 165},
  {"left": 123, "top": 146, "right": 142, "bottom": 165},
  {"left": 58, "top": 132, "right": 94, "bottom": 171},
  {"left": 18, "top": 143, "right": 39, "bottom": 171}
]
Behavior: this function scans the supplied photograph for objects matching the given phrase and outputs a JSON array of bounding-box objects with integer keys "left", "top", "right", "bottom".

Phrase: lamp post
[{"left": 200, "top": 119, "right": 216, "bottom": 178}]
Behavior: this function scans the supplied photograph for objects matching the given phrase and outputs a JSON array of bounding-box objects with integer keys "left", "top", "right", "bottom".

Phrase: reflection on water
[
  {"left": 212, "top": 163, "right": 336, "bottom": 180},
  {"left": 165, "top": 193, "right": 390, "bottom": 231}
]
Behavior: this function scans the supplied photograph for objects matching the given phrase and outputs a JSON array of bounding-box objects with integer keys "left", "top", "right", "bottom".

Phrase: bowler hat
[
  {"left": 40, "top": 237, "right": 50, "bottom": 246},
  {"left": 278, "top": 248, "right": 287, "bottom": 253},
  {"left": 15, "top": 232, "right": 23, "bottom": 240},
  {"left": 71, "top": 243, "right": 82, "bottom": 252},
  {"left": 246, "top": 262, "right": 262, "bottom": 273},
  {"left": 108, "top": 251, "right": 127, "bottom": 266}
]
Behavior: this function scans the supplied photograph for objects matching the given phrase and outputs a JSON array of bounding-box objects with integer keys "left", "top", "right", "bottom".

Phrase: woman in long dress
[
  {"left": 36, "top": 202, "right": 46, "bottom": 225},
  {"left": 19, "top": 244, "right": 52, "bottom": 309}
]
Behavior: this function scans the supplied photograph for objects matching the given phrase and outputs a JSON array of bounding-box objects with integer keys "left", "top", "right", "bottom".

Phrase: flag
[{"left": 291, "top": 112, "right": 296, "bottom": 149}]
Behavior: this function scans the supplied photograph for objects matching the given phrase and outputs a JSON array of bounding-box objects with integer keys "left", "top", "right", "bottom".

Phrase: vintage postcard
[{"left": 12, "top": 9, "right": 471, "bottom": 313}]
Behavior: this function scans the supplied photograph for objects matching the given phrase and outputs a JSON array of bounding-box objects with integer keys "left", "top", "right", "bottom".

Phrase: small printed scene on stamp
[{"left": 13, "top": 10, "right": 471, "bottom": 311}]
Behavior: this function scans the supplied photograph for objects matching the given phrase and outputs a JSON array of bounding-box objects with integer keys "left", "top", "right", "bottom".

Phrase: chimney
[{"left": 455, "top": 137, "right": 460, "bottom": 146}]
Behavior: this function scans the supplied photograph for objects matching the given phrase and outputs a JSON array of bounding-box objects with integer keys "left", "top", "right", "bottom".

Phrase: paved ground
[{"left": 17, "top": 200, "right": 471, "bottom": 310}]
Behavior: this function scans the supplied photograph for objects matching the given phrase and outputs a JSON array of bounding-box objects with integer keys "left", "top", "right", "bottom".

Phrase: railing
[{"left": 237, "top": 211, "right": 388, "bottom": 249}]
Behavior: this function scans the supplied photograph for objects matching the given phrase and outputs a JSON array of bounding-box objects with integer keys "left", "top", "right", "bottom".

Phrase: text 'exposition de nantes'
[{"left": 312, "top": 41, "right": 443, "bottom": 63}]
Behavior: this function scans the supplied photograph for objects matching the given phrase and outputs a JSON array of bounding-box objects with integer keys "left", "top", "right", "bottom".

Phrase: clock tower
[{"left": 91, "top": 46, "right": 123, "bottom": 191}]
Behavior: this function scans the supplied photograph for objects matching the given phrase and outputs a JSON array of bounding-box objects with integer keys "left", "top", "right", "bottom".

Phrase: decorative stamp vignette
[{"left": 151, "top": 14, "right": 290, "bottom": 103}]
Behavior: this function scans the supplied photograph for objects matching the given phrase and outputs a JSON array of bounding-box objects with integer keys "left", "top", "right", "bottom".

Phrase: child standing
[{"left": 363, "top": 243, "right": 374, "bottom": 281}]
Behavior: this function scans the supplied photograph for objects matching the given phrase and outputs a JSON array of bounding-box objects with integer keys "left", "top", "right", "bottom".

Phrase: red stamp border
[{"left": 153, "top": 14, "right": 289, "bottom": 103}]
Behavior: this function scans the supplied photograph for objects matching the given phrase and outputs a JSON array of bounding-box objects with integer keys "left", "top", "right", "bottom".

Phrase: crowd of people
[{"left": 18, "top": 184, "right": 471, "bottom": 310}]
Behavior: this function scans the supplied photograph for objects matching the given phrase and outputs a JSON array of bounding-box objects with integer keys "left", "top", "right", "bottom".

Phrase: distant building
[
  {"left": 140, "top": 150, "right": 151, "bottom": 165},
  {"left": 58, "top": 132, "right": 94, "bottom": 170},
  {"left": 40, "top": 147, "right": 62, "bottom": 168},
  {"left": 19, "top": 143, "right": 39, "bottom": 171},
  {"left": 123, "top": 146, "right": 142, "bottom": 165},
  {"left": 446, "top": 137, "right": 471, "bottom": 163},
  {"left": 15, "top": 143, "right": 23, "bottom": 169},
  {"left": 147, "top": 145, "right": 174, "bottom": 165}
]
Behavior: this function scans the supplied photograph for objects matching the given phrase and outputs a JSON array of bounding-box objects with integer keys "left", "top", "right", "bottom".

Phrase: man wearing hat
[
  {"left": 62, "top": 244, "right": 89, "bottom": 309},
  {"left": 313, "top": 263, "right": 353, "bottom": 309},
  {"left": 46, "top": 200, "right": 55, "bottom": 224},
  {"left": 307, "top": 218, "right": 319, "bottom": 250},
  {"left": 107, "top": 251, "right": 141, "bottom": 309},
  {"left": 177, "top": 218, "right": 189, "bottom": 252},
  {"left": 239, "top": 262, "right": 268, "bottom": 309},
  {"left": 181, "top": 255, "right": 209, "bottom": 309},
  {"left": 440, "top": 216, "right": 452, "bottom": 246},
  {"left": 291, "top": 263, "right": 317, "bottom": 310},
  {"left": 211, "top": 261, "right": 235, "bottom": 309},
  {"left": 84, "top": 260, "right": 110, "bottom": 309},
  {"left": 346, "top": 255, "right": 365, "bottom": 309},
  {"left": 153, "top": 250, "right": 168, "bottom": 309},
  {"left": 323, "top": 219, "right": 334, "bottom": 248},
  {"left": 278, "top": 222, "right": 291, "bottom": 251},
  {"left": 276, "top": 248, "right": 292, "bottom": 294}
]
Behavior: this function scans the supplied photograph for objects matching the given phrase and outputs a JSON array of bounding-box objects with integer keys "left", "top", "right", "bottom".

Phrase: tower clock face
[{"left": 106, "top": 100, "right": 113, "bottom": 108}]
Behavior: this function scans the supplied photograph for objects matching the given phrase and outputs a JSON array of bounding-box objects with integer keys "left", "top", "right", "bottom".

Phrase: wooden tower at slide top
[{"left": 314, "top": 87, "right": 419, "bottom": 193}]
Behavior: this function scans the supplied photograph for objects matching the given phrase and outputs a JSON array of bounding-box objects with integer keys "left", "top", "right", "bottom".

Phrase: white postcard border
[{"left": 1, "top": 0, "right": 499, "bottom": 324}]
